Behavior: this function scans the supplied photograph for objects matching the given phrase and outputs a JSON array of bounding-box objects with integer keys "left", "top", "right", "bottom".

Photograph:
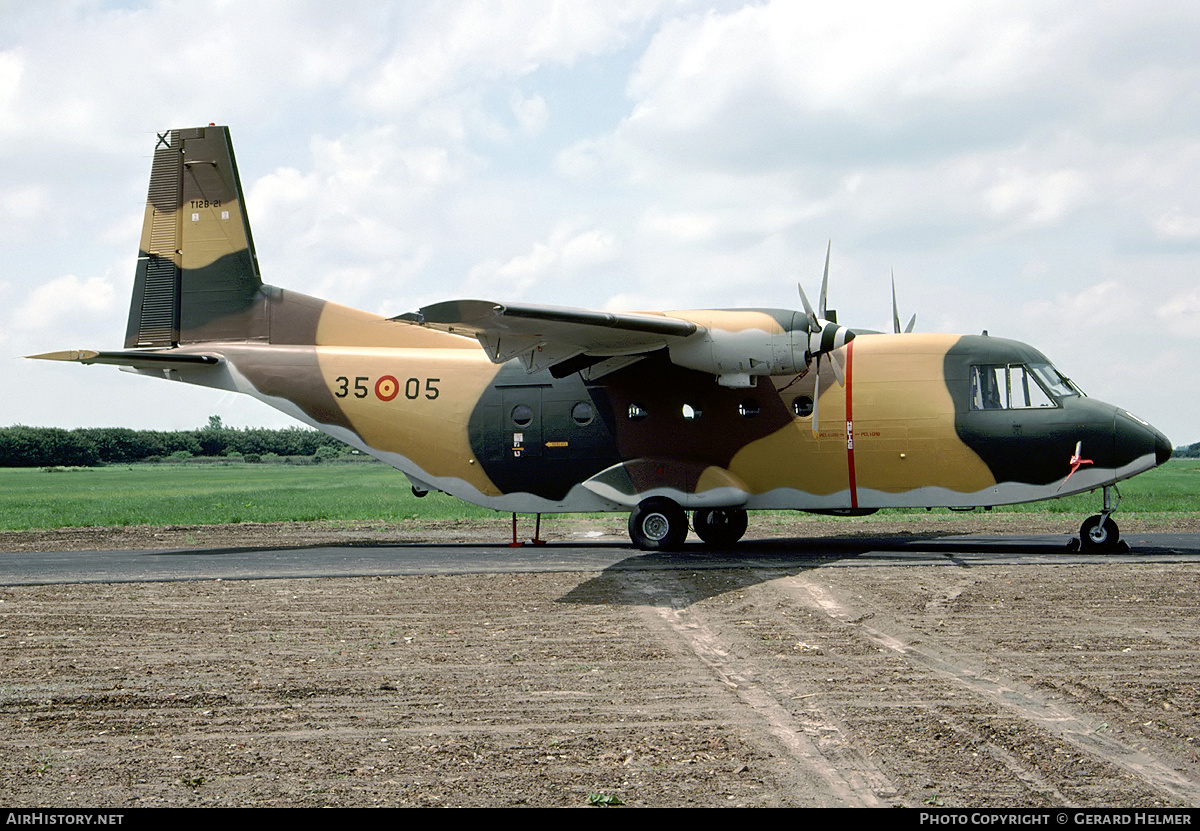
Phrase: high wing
[
  {"left": 394, "top": 300, "right": 699, "bottom": 379},
  {"left": 395, "top": 297, "right": 857, "bottom": 388}
]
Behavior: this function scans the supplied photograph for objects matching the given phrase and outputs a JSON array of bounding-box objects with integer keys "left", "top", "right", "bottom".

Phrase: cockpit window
[
  {"left": 970, "top": 364, "right": 1068, "bottom": 410},
  {"left": 1008, "top": 365, "right": 1055, "bottom": 408},
  {"left": 971, "top": 366, "right": 1006, "bottom": 410},
  {"left": 1029, "top": 363, "right": 1081, "bottom": 398}
]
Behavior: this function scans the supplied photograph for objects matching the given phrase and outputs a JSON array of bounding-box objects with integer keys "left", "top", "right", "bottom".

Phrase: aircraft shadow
[
  {"left": 129, "top": 531, "right": 1195, "bottom": 611},
  {"left": 557, "top": 531, "right": 1197, "bottom": 607}
]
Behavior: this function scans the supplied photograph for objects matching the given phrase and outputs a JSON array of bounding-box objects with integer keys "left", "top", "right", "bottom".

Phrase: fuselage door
[{"left": 500, "top": 385, "right": 544, "bottom": 464}]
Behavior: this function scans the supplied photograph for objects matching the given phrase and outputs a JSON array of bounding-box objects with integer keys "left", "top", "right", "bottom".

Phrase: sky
[{"left": 3, "top": 0, "right": 1198, "bottom": 445}]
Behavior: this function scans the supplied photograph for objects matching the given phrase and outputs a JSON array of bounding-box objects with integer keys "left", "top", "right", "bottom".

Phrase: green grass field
[
  {"left": 0, "top": 458, "right": 1196, "bottom": 531},
  {"left": 0, "top": 462, "right": 497, "bottom": 530}
]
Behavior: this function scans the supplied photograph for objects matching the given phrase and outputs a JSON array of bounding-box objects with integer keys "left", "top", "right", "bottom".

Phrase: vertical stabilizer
[{"left": 125, "top": 126, "right": 267, "bottom": 348}]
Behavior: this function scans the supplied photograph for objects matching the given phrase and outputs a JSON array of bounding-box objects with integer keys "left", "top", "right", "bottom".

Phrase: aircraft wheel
[
  {"left": 628, "top": 497, "right": 688, "bottom": 551},
  {"left": 1079, "top": 514, "right": 1120, "bottom": 553},
  {"left": 693, "top": 508, "right": 748, "bottom": 547}
]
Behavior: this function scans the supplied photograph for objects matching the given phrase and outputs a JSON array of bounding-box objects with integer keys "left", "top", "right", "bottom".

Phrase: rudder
[{"left": 125, "top": 126, "right": 268, "bottom": 348}]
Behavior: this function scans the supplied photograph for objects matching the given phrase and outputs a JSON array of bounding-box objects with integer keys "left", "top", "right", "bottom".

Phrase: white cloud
[
  {"left": 1025, "top": 280, "right": 1137, "bottom": 337},
  {"left": 0, "top": 184, "right": 47, "bottom": 223},
  {"left": 356, "top": 0, "right": 665, "bottom": 121},
  {"left": 511, "top": 92, "right": 549, "bottom": 138},
  {"left": 1157, "top": 286, "right": 1200, "bottom": 338},
  {"left": 984, "top": 167, "right": 1091, "bottom": 226},
  {"left": 0, "top": 49, "right": 22, "bottom": 124},
  {"left": 618, "top": 1, "right": 1067, "bottom": 171},
  {"left": 554, "top": 137, "right": 609, "bottom": 180},
  {"left": 463, "top": 219, "right": 618, "bottom": 297},
  {"left": 13, "top": 274, "right": 116, "bottom": 332},
  {"left": 639, "top": 207, "right": 718, "bottom": 242},
  {"left": 1153, "top": 209, "right": 1200, "bottom": 241}
]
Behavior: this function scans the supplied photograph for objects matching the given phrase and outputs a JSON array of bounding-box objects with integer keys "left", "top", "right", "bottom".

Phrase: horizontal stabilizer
[{"left": 27, "top": 349, "right": 220, "bottom": 368}]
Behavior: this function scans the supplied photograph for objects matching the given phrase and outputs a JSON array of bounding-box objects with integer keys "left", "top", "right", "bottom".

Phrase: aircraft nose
[
  {"left": 1155, "top": 428, "right": 1173, "bottom": 467},
  {"left": 1113, "top": 409, "right": 1171, "bottom": 471}
]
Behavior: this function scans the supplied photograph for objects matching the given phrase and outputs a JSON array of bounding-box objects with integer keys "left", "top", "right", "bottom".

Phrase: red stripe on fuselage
[{"left": 845, "top": 340, "right": 857, "bottom": 509}]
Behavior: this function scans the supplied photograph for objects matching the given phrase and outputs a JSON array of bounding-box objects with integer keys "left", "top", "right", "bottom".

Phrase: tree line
[
  {"left": 0, "top": 417, "right": 352, "bottom": 467},
  {"left": 1175, "top": 442, "right": 1200, "bottom": 459}
]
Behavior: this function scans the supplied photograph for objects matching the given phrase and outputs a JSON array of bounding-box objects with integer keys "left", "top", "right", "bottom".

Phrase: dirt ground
[{"left": 2, "top": 514, "right": 1199, "bottom": 807}]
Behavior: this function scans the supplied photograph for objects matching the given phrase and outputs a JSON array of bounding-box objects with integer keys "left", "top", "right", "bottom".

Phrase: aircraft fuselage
[{"left": 152, "top": 293, "right": 1170, "bottom": 519}]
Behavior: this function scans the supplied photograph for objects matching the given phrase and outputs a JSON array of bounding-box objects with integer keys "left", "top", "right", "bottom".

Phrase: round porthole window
[
  {"left": 792, "top": 396, "right": 814, "bottom": 418},
  {"left": 510, "top": 404, "right": 533, "bottom": 426},
  {"left": 738, "top": 400, "right": 760, "bottom": 417},
  {"left": 571, "top": 401, "right": 595, "bottom": 425}
]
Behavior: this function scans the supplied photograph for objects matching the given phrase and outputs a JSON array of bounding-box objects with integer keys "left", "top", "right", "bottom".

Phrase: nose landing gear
[{"left": 1074, "top": 484, "right": 1128, "bottom": 554}]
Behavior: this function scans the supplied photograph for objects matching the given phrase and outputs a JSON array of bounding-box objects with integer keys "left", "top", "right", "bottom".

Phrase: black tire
[
  {"left": 628, "top": 497, "right": 688, "bottom": 551},
  {"left": 1079, "top": 514, "right": 1120, "bottom": 553},
  {"left": 693, "top": 508, "right": 749, "bottom": 547}
]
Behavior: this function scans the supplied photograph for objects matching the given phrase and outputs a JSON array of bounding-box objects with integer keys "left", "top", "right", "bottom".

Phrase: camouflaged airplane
[{"left": 31, "top": 125, "right": 1173, "bottom": 553}]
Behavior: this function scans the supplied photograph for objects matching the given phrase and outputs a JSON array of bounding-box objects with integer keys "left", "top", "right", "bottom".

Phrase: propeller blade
[
  {"left": 891, "top": 271, "right": 918, "bottom": 333},
  {"left": 820, "top": 240, "right": 831, "bottom": 318},
  {"left": 891, "top": 271, "right": 901, "bottom": 334},
  {"left": 797, "top": 280, "right": 817, "bottom": 324},
  {"left": 811, "top": 355, "right": 821, "bottom": 436},
  {"left": 829, "top": 349, "right": 846, "bottom": 385}
]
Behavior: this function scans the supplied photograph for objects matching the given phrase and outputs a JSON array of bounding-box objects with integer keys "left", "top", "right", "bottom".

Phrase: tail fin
[{"left": 125, "top": 126, "right": 268, "bottom": 348}]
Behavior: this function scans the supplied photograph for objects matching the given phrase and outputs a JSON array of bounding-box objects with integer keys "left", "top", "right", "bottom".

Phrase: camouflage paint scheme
[{"left": 32, "top": 127, "right": 1172, "bottom": 548}]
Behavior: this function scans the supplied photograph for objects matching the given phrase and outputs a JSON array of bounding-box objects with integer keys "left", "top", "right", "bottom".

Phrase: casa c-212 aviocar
[{"left": 31, "top": 126, "right": 1173, "bottom": 553}]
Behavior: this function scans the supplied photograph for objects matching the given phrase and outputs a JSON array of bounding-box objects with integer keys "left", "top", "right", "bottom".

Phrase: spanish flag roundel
[{"left": 375, "top": 375, "right": 399, "bottom": 401}]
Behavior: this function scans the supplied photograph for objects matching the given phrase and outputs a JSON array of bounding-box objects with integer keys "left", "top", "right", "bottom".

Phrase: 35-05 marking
[{"left": 333, "top": 375, "right": 440, "bottom": 401}]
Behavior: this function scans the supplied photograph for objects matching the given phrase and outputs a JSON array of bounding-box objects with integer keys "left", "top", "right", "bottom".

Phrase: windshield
[
  {"left": 969, "top": 363, "right": 1079, "bottom": 410},
  {"left": 1029, "top": 363, "right": 1082, "bottom": 398}
]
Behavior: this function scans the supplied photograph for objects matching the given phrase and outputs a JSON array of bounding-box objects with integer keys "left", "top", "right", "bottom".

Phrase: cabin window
[
  {"left": 627, "top": 403, "right": 648, "bottom": 420},
  {"left": 510, "top": 404, "right": 534, "bottom": 426},
  {"left": 571, "top": 401, "right": 595, "bottom": 426},
  {"left": 792, "top": 396, "right": 814, "bottom": 418},
  {"left": 681, "top": 403, "right": 702, "bottom": 420},
  {"left": 738, "top": 400, "right": 760, "bottom": 418},
  {"left": 970, "top": 364, "right": 1058, "bottom": 410}
]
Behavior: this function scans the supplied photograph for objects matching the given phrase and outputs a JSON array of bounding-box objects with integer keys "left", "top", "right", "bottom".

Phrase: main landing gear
[
  {"left": 693, "top": 507, "right": 749, "bottom": 547},
  {"left": 1074, "top": 484, "right": 1128, "bottom": 554},
  {"left": 627, "top": 497, "right": 748, "bottom": 551}
]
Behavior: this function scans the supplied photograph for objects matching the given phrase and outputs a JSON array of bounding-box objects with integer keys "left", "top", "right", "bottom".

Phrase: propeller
[
  {"left": 891, "top": 271, "right": 916, "bottom": 334},
  {"left": 798, "top": 241, "right": 854, "bottom": 436}
]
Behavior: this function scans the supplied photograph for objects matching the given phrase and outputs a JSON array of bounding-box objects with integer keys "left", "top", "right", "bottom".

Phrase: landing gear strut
[{"left": 1077, "top": 484, "right": 1126, "bottom": 554}]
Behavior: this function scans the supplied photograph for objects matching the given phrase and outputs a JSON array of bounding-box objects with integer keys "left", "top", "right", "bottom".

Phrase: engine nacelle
[{"left": 667, "top": 311, "right": 853, "bottom": 387}]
